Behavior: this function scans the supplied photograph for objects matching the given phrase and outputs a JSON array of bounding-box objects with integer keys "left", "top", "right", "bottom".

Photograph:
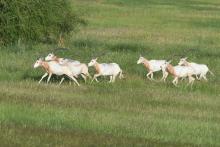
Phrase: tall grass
[{"left": 0, "top": 0, "right": 220, "bottom": 146}]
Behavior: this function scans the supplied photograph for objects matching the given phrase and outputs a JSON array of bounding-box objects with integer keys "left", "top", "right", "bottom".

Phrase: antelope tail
[{"left": 119, "top": 70, "right": 124, "bottom": 79}]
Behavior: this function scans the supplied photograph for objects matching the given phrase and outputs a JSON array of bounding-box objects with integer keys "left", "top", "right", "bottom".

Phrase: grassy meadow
[{"left": 1, "top": 0, "right": 220, "bottom": 146}]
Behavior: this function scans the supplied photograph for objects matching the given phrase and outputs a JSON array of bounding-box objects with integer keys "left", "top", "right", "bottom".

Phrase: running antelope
[
  {"left": 178, "top": 57, "right": 214, "bottom": 80},
  {"left": 161, "top": 61, "right": 195, "bottom": 86},
  {"left": 59, "top": 58, "right": 91, "bottom": 83},
  {"left": 33, "top": 58, "right": 80, "bottom": 86},
  {"left": 88, "top": 58, "right": 123, "bottom": 83},
  {"left": 137, "top": 56, "right": 167, "bottom": 81}
]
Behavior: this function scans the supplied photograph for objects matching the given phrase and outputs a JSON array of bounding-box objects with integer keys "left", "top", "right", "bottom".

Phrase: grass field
[{"left": 1, "top": 0, "right": 220, "bottom": 146}]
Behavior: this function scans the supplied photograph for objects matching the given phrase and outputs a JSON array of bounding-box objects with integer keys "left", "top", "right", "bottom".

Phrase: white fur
[
  {"left": 33, "top": 58, "right": 80, "bottom": 86},
  {"left": 137, "top": 56, "right": 167, "bottom": 80},
  {"left": 88, "top": 58, "right": 123, "bottom": 83},
  {"left": 178, "top": 57, "right": 214, "bottom": 80},
  {"left": 161, "top": 61, "right": 195, "bottom": 86},
  {"left": 45, "top": 53, "right": 80, "bottom": 65},
  {"left": 59, "top": 58, "right": 91, "bottom": 82}
]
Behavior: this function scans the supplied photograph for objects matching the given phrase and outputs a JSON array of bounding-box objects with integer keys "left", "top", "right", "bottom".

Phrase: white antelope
[
  {"left": 88, "top": 58, "right": 123, "bottom": 83},
  {"left": 178, "top": 57, "right": 214, "bottom": 80},
  {"left": 59, "top": 58, "right": 91, "bottom": 82},
  {"left": 45, "top": 53, "right": 80, "bottom": 65},
  {"left": 161, "top": 61, "right": 195, "bottom": 86},
  {"left": 33, "top": 58, "right": 80, "bottom": 86},
  {"left": 137, "top": 56, "right": 167, "bottom": 81}
]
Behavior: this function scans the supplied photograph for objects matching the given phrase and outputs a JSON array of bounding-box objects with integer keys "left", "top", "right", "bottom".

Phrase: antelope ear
[
  {"left": 168, "top": 60, "right": 172, "bottom": 64},
  {"left": 184, "top": 57, "right": 188, "bottom": 60},
  {"left": 95, "top": 57, "right": 98, "bottom": 60}
]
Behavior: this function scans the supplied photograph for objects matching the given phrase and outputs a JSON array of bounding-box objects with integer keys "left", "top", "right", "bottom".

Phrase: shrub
[{"left": 0, "top": 0, "right": 86, "bottom": 46}]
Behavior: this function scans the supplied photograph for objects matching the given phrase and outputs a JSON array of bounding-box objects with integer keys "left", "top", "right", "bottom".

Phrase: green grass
[{"left": 1, "top": 0, "right": 220, "bottom": 146}]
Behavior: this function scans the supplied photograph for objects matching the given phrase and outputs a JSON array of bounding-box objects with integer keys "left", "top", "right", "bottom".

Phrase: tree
[{"left": 0, "top": 0, "right": 86, "bottom": 46}]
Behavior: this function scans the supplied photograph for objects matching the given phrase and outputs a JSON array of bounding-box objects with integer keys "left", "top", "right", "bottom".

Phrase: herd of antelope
[{"left": 34, "top": 53, "right": 214, "bottom": 86}]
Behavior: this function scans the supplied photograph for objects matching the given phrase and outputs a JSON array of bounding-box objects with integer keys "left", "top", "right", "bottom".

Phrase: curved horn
[{"left": 168, "top": 60, "right": 172, "bottom": 63}]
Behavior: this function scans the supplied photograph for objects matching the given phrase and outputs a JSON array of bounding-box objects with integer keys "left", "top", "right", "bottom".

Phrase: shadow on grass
[{"left": 21, "top": 71, "right": 92, "bottom": 84}]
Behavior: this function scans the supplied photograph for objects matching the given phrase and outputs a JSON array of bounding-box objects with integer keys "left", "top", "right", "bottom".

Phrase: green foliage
[
  {"left": 0, "top": 0, "right": 220, "bottom": 146},
  {"left": 0, "top": 0, "right": 86, "bottom": 45}
]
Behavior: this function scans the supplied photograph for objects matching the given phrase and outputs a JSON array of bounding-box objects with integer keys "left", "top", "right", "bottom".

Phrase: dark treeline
[{"left": 0, "top": 0, "right": 86, "bottom": 46}]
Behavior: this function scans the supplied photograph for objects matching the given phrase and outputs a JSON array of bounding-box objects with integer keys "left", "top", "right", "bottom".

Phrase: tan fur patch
[
  {"left": 52, "top": 56, "right": 60, "bottom": 62},
  {"left": 184, "top": 61, "right": 190, "bottom": 66},
  {"left": 167, "top": 64, "right": 176, "bottom": 76},
  {"left": 41, "top": 62, "right": 51, "bottom": 73},
  {"left": 94, "top": 63, "right": 101, "bottom": 74},
  {"left": 143, "top": 60, "right": 151, "bottom": 71}
]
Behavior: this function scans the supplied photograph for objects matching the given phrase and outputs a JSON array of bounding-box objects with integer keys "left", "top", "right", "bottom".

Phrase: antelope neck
[
  {"left": 167, "top": 64, "right": 177, "bottom": 76},
  {"left": 143, "top": 60, "right": 150, "bottom": 70},
  {"left": 41, "top": 61, "right": 50, "bottom": 73},
  {"left": 94, "top": 62, "right": 101, "bottom": 73},
  {"left": 184, "top": 61, "right": 190, "bottom": 66},
  {"left": 53, "top": 56, "right": 60, "bottom": 62}
]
